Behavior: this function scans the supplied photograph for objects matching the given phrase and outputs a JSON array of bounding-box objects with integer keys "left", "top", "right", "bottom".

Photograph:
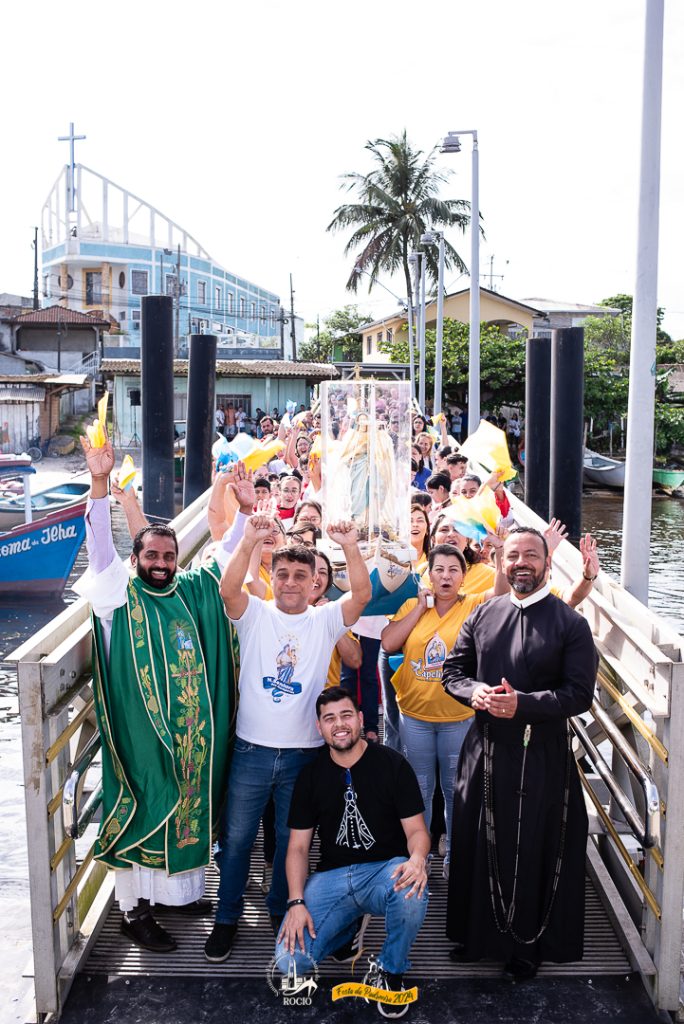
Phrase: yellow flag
[
  {"left": 459, "top": 420, "right": 516, "bottom": 481},
  {"left": 242, "top": 438, "right": 284, "bottom": 471},
  {"left": 86, "top": 392, "right": 109, "bottom": 448},
  {"left": 118, "top": 454, "right": 136, "bottom": 490}
]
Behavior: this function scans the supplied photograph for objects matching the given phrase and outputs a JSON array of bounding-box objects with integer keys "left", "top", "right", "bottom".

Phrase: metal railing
[{"left": 7, "top": 487, "right": 211, "bottom": 1019}]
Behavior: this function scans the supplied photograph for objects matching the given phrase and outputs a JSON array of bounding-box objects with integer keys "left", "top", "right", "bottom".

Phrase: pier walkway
[{"left": 8, "top": 485, "right": 684, "bottom": 1022}]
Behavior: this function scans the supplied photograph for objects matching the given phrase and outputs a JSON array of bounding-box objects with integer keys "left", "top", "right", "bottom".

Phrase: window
[
  {"left": 260, "top": 304, "right": 266, "bottom": 320},
  {"left": 119, "top": 311, "right": 126, "bottom": 321},
  {"left": 227, "top": 292, "right": 234, "bottom": 314},
  {"left": 239, "top": 297, "right": 246, "bottom": 317},
  {"left": 191, "top": 318, "right": 199, "bottom": 333},
  {"left": 386, "top": 327, "right": 393, "bottom": 344},
  {"left": 131, "top": 270, "right": 148, "bottom": 295},
  {"left": 366, "top": 336, "right": 372, "bottom": 355},
  {"left": 165, "top": 273, "right": 177, "bottom": 297},
  {"left": 85, "top": 271, "right": 102, "bottom": 305},
  {"left": 250, "top": 301, "right": 256, "bottom": 318},
  {"left": 270, "top": 309, "right": 276, "bottom": 324},
  {"left": 43, "top": 274, "right": 49, "bottom": 298},
  {"left": 215, "top": 286, "right": 222, "bottom": 309},
  {"left": 198, "top": 280, "right": 207, "bottom": 305},
  {"left": 377, "top": 332, "right": 383, "bottom": 345}
]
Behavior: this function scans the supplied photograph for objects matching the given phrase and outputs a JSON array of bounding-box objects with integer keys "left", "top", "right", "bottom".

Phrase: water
[{"left": 0, "top": 495, "right": 683, "bottom": 1000}]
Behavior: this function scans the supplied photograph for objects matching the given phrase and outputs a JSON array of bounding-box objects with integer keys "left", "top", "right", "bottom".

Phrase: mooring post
[
  {"left": 550, "top": 327, "right": 584, "bottom": 544},
  {"left": 141, "top": 295, "right": 175, "bottom": 521},
  {"left": 183, "top": 333, "right": 217, "bottom": 508},
  {"left": 524, "top": 335, "right": 552, "bottom": 522}
]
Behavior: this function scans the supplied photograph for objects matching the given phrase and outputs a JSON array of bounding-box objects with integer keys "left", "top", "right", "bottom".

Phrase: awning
[{"left": 0, "top": 385, "right": 46, "bottom": 401}]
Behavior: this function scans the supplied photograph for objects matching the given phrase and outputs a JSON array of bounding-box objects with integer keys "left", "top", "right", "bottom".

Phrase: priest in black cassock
[{"left": 442, "top": 527, "right": 598, "bottom": 982}]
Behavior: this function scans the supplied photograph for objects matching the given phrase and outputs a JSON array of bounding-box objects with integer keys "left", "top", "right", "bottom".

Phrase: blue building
[{"left": 41, "top": 163, "right": 289, "bottom": 358}]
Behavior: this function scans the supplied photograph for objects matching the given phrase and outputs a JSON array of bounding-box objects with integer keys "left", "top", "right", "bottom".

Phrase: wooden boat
[
  {"left": 652, "top": 468, "right": 684, "bottom": 493},
  {"left": 0, "top": 460, "right": 86, "bottom": 598},
  {"left": 0, "top": 459, "right": 89, "bottom": 531},
  {"left": 583, "top": 449, "right": 626, "bottom": 489}
]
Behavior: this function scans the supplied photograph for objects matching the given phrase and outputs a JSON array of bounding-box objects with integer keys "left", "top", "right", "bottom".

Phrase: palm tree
[{"left": 327, "top": 130, "right": 477, "bottom": 307}]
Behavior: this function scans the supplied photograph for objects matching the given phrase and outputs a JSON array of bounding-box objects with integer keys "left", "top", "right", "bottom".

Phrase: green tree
[
  {"left": 379, "top": 318, "right": 526, "bottom": 410},
  {"left": 298, "top": 305, "right": 366, "bottom": 363},
  {"left": 327, "top": 131, "right": 476, "bottom": 307},
  {"left": 598, "top": 293, "right": 672, "bottom": 345}
]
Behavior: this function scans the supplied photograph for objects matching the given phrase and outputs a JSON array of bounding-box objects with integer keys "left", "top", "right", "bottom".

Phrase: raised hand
[
  {"left": 245, "top": 514, "right": 280, "bottom": 544},
  {"left": 229, "top": 461, "right": 256, "bottom": 511},
  {"left": 326, "top": 520, "right": 359, "bottom": 548},
  {"left": 80, "top": 430, "right": 115, "bottom": 480},
  {"left": 579, "top": 533, "right": 599, "bottom": 579},
  {"left": 544, "top": 517, "right": 568, "bottom": 554}
]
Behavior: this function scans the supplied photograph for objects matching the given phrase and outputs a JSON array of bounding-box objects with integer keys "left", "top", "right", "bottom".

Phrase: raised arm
[
  {"left": 220, "top": 514, "right": 277, "bottom": 619},
  {"left": 562, "top": 534, "right": 600, "bottom": 608},
  {"left": 326, "top": 521, "right": 372, "bottom": 627},
  {"left": 79, "top": 431, "right": 117, "bottom": 573},
  {"left": 111, "top": 474, "right": 148, "bottom": 540}
]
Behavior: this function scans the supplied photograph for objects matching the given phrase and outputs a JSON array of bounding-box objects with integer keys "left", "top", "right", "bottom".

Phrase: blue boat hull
[{"left": 0, "top": 502, "right": 86, "bottom": 598}]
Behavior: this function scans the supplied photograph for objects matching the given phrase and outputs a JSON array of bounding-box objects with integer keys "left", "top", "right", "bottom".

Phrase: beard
[
  {"left": 136, "top": 564, "right": 175, "bottom": 589},
  {"left": 507, "top": 567, "right": 546, "bottom": 595}
]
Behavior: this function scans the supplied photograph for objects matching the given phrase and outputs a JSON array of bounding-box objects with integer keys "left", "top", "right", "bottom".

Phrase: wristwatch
[{"left": 286, "top": 898, "right": 306, "bottom": 909}]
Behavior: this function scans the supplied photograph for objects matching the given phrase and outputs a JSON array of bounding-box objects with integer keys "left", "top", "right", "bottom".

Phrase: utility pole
[
  {"left": 316, "top": 314, "right": 320, "bottom": 359},
  {"left": 175, "top": 244, "right": 181, "bottom": 352},
  {"left": 289, "top": 273, "right": 297, "bottom": 360},
  {"left": 32, "top": 227, "right": 39, "bottom": 310}
]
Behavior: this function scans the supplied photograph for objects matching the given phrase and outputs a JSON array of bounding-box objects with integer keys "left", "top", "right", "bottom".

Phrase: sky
[{"left": 1, "top": 0, "right": 683, "bottom": 339}]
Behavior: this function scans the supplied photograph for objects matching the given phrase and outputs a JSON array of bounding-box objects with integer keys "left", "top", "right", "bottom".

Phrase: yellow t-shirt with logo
[
  {"left": 391, "top": 594, "right": 486, "bottom": 722},
  {"left": 326, "top": 631, "right": 361, "bottom": 687}
]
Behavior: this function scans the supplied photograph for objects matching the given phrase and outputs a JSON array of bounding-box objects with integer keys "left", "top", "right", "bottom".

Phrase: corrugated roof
[
  {"left": 100, "top": 358, "right": 339, "bottom": 379},
  {"left": 0, "top": 385, "right": 46, "bottom": 402},
  {"left": 0, "top": 373, "right": 89, "bottom": 386},
  {"left": 14, "top": 304, "right": 112, "bottom": 327}
]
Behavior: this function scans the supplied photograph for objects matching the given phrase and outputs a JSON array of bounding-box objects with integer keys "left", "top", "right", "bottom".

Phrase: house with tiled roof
[{"left": 99, "top": 358, "right": 338, "bottom": 448}]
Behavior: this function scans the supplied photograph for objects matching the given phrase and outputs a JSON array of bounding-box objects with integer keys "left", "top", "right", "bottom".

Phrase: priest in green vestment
[{"left": 74, "top": 433, "right": 239, "bottom": 953}]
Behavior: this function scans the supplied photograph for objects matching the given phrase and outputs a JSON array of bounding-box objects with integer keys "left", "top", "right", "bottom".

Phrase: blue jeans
[
  {"left": 399, "top": 714, "right": 471, "bottom": 860},
  {"left": 340, "top": 635, "right": 380, "bottom": 735},
  {"left": 215, "top": 740, "right": 319, "bottom": 922},
  {"left": 274, "top": 858, "right": 428, "bottom": 974}
]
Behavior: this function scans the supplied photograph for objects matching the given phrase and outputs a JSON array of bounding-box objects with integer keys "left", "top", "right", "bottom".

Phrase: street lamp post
[
  {"left": 441, "top": 130, "right": 479, "bottom": 434},
  {"left": 421, "top": 231, "right": 446, "bottom": 416}
]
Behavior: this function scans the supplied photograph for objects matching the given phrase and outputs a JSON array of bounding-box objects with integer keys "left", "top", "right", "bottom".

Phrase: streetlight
[
  {"left": 441, "top": 129, "right": 479, "bottom": 434},
  {"left": 409, "top": 251, "right": 425, "bottom": 409},
  {"left": 421, "top": 230, "right": 446, "bottom": 416}
]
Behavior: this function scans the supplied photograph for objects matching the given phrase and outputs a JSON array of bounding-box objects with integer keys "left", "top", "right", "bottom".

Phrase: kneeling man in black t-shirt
[{"left": 275, "top": 686, "right": 430, "bottom": 1017}]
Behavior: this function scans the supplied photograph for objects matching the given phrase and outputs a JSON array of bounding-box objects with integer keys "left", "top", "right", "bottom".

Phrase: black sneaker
[
  {"left": 204, "top": 922, "right": 238, "bottom": 962},
  {"left": 363, "top": 957, "right": 410, "bottom": 1018},
  {"left": 331, "top": 913, "right": 371, "bottom": 963},
  {"left": 121, "top": 911, "right": 177, "bottom": 953}
]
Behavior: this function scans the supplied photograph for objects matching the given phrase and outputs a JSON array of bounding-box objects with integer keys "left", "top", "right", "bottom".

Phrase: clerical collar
[{"left": 509, "top": 581, "right": 551, "bottom": 609}]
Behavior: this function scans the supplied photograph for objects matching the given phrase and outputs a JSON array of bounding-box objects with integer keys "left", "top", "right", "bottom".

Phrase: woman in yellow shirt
[{"left": 381, "top": 542, "right": 505, "bottom": 873}]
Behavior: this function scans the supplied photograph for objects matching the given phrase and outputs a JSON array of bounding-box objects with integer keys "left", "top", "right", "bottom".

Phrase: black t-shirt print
[{"left": 287, "top": 744, "right": 425, "bottom": 873}]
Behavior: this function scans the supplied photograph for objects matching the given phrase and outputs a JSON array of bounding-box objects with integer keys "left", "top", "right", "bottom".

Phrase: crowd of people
[{"left": 75, "top": 392, "right": 599, "bottom": 1017}]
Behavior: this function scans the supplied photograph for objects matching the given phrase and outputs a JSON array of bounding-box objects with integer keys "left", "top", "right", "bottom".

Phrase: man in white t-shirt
[{"left": 205, "top": 515, "right": 371, "bottom": 963}]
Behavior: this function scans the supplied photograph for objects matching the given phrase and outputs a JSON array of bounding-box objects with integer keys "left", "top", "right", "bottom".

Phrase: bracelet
[
  {"left": 286, "top": 898, "right": 306, "bottom": 910},
  {"left": 582, "top": 573, "right": 597, "bottom": 582}
]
